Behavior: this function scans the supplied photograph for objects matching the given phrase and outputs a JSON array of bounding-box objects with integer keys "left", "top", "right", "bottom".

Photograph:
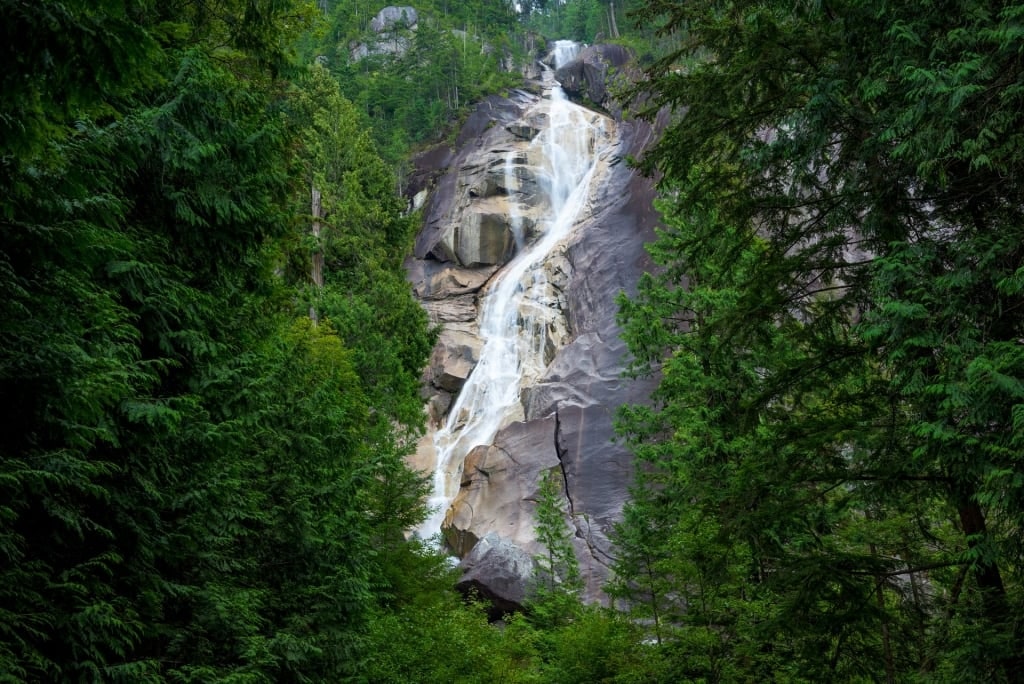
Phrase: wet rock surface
[
  {"left": 405, "top": 46, "right": 662, "bottom": 610},
  {"left": 444, "top": 415, "right": 560, "bottom": 557}
]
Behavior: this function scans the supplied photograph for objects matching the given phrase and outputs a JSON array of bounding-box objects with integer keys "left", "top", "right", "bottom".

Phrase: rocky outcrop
[
  {"left": 405, "top": 45, "right": 662, "bottom": 613},
  {"left": 370, "top": 5, "right": 418, "bottom": 32},
  {"left": 554, "top": 44, "right": 634, "bottom": 114},
  {"left": 349, "top": 7, "right": 524, "bottom": 79},
  {"left": 455, "top": 532, "right": 536, "bottom": 619},
  {"left": 349, "top": 6, "right": 418, "bottom": 61}
]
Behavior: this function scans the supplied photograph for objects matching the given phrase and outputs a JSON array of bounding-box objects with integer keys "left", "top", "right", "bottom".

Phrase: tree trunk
[
  {"left": 956, "top": 492, "right": 1023, "bottom": 678},
  {"left": 310, "top": 183, "right": 324, "bottom": 323},
  {"left": 956, "top": 496, "right": 1006, "bottom": 609}
]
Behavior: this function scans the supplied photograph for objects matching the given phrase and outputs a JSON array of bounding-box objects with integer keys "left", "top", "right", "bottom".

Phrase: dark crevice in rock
[
  {"left": 587, "top": 528, "right": 617, "bottom": 567},
  {"left": 553, "top": 408, "right": 575, "bottom": 517},
  {"left": 495, "top": 444, "right": 521, "bottom": 467},
  {"left": 577, "top": 526, "right": 612, "bottom": 571},
  {"left": 455, "top": 578, "right": 522, "bottom": 622},
  {"left": 569, "top": 513, "right": 616, "bottom": 571}
]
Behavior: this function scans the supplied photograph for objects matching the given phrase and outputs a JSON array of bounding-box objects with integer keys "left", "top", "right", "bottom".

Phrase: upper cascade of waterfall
[
  {"left": 415, "top": 61, "right": 611, "bottom": 544},
  {"left": 551, "top": 40, "right": 582, "bottom": 70}
]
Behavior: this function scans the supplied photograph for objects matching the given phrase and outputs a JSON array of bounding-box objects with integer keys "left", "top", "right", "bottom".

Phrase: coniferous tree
[
  {"left": 615, "top": 1, "right": 1024, "bottom": 679},
  {"left": 529, "top": 469, "right": 582, "bottom": 631},
  {"left": 0, "top": 1, "right": 438, "bottom": 680}
]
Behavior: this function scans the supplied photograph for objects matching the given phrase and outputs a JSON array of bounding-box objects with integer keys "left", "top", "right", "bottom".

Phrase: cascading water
[{"left": 417, "top": 41, "right": 608, "bottom": 544}]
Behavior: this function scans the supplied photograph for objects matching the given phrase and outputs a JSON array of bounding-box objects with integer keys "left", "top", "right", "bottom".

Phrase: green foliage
[
  {"left": 0, "top": 0, "right": 162, "bottom": 160},
  {"left": 306, "top": 4, "right": 524, "bottom": 167},
  {"left": 614, "top": 0, "right": 1024, "bottom": 680},
  {"left": 0, "top": 1, "right": 438, "bottom": 680},
  {"left": 25, "top": 0, "right": 1024, "bottom": 681},
  {"left": 287, "top": 63, "right": 435, "bottom": 434},
  {"left": 538, "top": 605, "right": 650, "bottom": 684},
  {"left": 360, "top": 597, "right": 543, "bottom": 684},
  {"left": 528, "top": 0, "right": 620, "bottom": 43},
  {"left": 529, "top": 469, "right": 583, "bottom": 629}
]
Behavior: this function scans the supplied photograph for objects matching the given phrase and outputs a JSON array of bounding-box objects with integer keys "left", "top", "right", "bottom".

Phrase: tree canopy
[
  {"left": 615, "top": 0, "right": 1024, "bottom": 679},
  {"left": 0, "top": 1, "right": 438, "bottom": 680}
]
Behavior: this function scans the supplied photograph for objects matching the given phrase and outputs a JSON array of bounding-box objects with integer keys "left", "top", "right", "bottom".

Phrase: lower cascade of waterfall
[{"left": 416, "top": 41, "right": 611, "bottom": 545}]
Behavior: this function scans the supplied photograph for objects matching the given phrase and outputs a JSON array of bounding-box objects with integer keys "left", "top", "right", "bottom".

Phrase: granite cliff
[{"left": 405, "top": 42, "right": 661, "bottom": 610}]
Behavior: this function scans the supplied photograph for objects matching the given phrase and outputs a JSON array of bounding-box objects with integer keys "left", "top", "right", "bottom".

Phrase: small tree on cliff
[{"left": 530, "top": 469, "right": 583, "bottom": 627}]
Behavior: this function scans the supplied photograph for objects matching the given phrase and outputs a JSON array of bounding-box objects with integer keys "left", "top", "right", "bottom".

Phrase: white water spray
[
  {"left": 417, "top": 41, "right": 608, "bottom": 544},
  {"left": 550, "top": 39, "right": 581, "bottom": 69}
]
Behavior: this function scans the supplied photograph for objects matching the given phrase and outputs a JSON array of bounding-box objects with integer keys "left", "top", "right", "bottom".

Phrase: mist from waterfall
[
  {"left": 550, "top": 39, "right": 581, "bottom": 69},
  {"left": 416, "top": 41, "right": 607, "bottom": 544}
]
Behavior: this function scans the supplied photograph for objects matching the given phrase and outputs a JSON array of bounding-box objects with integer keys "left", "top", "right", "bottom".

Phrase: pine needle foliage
[
  {"left": 530, "top": 468, "right": 583, "bottom": 628},
  {"left": 0, "top": 1, "right": 436, "bottom": 680},
  {"left": 615, "top": 0, "right": 1024, "bottom": 680}
]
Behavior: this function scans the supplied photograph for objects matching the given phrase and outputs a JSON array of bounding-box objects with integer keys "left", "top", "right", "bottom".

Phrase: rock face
[
  {"left": 444, "top": 415, "right": 561, "bottom": 557},
  {"left": 554, "top": 44, "right": 634, "bottom": 113},
  {"left": 406, "top": 43, "right": 662, "bottom": 612},
  {"left": 350, "top": 6, "right": 419, "bottom": 62},
  {"left": 370, "top": 5, "right": 418, "bottom": 32},
  {"left": 455, "top": 533, "right": 536, "bottom": 619}
]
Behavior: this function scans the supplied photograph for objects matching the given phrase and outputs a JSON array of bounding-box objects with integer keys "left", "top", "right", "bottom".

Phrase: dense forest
[
  {"left": 615, "top": 2, "right": 1024, "bottom": 681},
  {"left": 2, "top": 0, "right": 1023, "bottom": 682}
]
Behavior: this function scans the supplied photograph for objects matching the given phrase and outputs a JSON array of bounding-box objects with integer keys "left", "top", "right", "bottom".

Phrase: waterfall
[
  {"left": 417, "top": 43, "right": 608, "bottom": 545},
  {"left": 550, "top": 39, "right": 581, "bottom": 69}
]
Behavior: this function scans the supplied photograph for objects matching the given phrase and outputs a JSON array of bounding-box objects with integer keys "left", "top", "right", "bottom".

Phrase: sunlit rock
[
  {"left": 428, "top": 326, "right": 482, "bottom": 393},
  {"left": 444, "top": 415, "right": 559, "bottom": 557}
]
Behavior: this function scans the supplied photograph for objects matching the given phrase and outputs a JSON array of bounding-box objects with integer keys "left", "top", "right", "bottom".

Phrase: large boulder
[
  {"left": 411, "top": 262, "right": 496, "bottom": 301},
  {"left": 456, "top": 532, "right": 536, "bottom": 618},
  {"left": 428, "top": 326, "right": 482, "bottom": 393},
  {"left": 435, "top": 210, "right": 516, "bottom": 268},
  {"left": 407, "top": 260, "right": 497, "bottom": 328},
  {"left": 444, "top": 415, "right": 561, "bottom": 556}
]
